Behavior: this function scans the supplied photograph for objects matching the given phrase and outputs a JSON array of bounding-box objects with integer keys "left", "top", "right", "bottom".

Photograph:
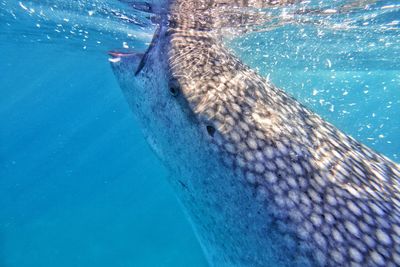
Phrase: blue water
[
  {"left": 0, "top": 1, "right": 206, "bottom": 266},
  {"left": 0, "top": 0, "right": 399, "bottom": 266}
]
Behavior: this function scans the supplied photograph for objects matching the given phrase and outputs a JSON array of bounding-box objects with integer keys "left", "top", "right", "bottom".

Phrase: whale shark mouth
[
  {"left": 108, "top": 50, "right": 146, "bottom": 75},
  {"left": 108, "top": 51, "right": 138, "bottom": 58}
]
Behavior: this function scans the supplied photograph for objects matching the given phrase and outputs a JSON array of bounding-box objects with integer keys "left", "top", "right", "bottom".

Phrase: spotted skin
[{"left": 110, "top": 0, "right": 400, "bottom": 266}]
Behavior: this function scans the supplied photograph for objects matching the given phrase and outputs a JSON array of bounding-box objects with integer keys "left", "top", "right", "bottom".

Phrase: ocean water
[
  {"left": 0, "top": 1, "right": 206, "bottom": 266},
  {"left": 0, "top": 1, "right": 399, "bottom": 267}
]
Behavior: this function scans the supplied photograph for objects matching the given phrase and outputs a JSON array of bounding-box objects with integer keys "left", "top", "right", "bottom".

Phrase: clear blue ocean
[{"left": 0, "top": 0, "right": 399, "bottom": 266}]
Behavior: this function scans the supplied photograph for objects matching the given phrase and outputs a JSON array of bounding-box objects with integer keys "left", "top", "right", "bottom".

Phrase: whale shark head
[
  {"left": 108, "top": 22, "right": 290, "bottom": 266},
  {"left": 108, "top": 27, "right": 214, "bottom": 175}
]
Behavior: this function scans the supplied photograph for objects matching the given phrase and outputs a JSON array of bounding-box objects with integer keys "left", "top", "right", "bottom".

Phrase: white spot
[
  {"left": 358, "top": 221, "right": 370, "bottom": 233},
  {"left": 298, "top": 225, "right": 309, "bottom": 239},
  {"left": 275, "top": 158, "right": 287, "bottom": 170},
  {"left": 376, "top": 229, "right": 391, "bottom": 245},
  {"left": 236, "top": 157, "right": 246, "bottom": 168},
  {"left": 288, "top": 191, "right": 299, "bottom": 203},
  {"left": 272, "top": 184, "right": 283, "bottom": 195},
  {"left": 264, "top": 146, "right": 274, "bottom": 159},
  {"left": 333, "top": 228, "right": 344, "bottom": 243},
  {"left": 237, "top": 142, "right": 247, "bottom": 153},
  {"left": 224, "top": 143, "right": 235, "bottom": 153},
  {"left": 230, "top": 131, "right": 241, "bottom": 142},
  {"left": 252, "top": 112, "right": 272, "bottom": 127},
  {"left": 246, "top": 172, "right": 256, "bottom": 184},
  {"left": 347, "top": 201, "right": 362, "bottom": 216},
  {"left": 370, "top": 251, "right": 385, "bottom": 265},
  {"left": 276, "top": 141, "right": 287, "bottom": 155},
  {"left": 331, "top": 250, "right": 344, "bottom": 263},
  {"left": 343, "top": 184, "right": 361, "bottom": 198},
  {"left": 315, "top": 250, "right": 326, "bottom": 265},
  {"left": 255, "top": 151, "right": 263, "bottom": 161},
  {"left": 239, "top": 121, "right": 249, "bottom": 132},
  {"left": 300, "top": 193, "right": 311, "bottom": 207},
  {"left": 244, "top": 151, "right": 255, "bottom": 161},
  {"left": 393, "top": 252, "right": 400, "bottom": 264},
  {"left": 393, "top": 225, "right": 400, "bottom": 236},
  {"left": 275, "top": 195, "right": 286, "bottom": 208},
  {"left": 349, "top": 247, "right": 362, "bottom": 262},
  {"left": 247, "top": 138, "right": 258, "bottom": 150},
  {"left": 313, "top": 232, "right": 326, "bottom": 248},
  {"left": 308, "top": 189, "right": 321, "bottom": 203},
  {"left": 345, "top": 221, "right": 360, "bottom": 237},
  {"left": 364, "top": 234, "right": 376, "bottom": 248},
  {"left": 298, "top": 176, "right": 307, "bottom": 189},
  {"left": 287, "top": 176, "right": 297, "bottom": 188},
  {"left": 370, "top": 202, "right": 385, "bottom": 216},
  {"left": 292, "top": 163, "right": 303, "bottom": 175},
  {"left": 289, "top": 209, "right": 303, "bottom": 222},
  {"left": 325, "top": 213, "right": 334, "bottom": 224},
  {"left": 254, "top": 163, "right": 265, "bottom": 173},
  {"left": 265, "top": 172, "right": 277, "bottom": 183},
  {"left": 311, "top": 214, "right": 322, "bottom": 227}
]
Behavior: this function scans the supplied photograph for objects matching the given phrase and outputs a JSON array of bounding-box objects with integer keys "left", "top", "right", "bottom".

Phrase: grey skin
[{"left": 110, "top": 0, "right": 400, "bottom": 266}]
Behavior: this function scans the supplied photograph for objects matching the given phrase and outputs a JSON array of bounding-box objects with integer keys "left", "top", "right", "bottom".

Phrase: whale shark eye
[
  {"left": 169, "top": 85, "right": 179, "bottom": 96},
  {"left": 169, "top": 79, "right": 180, "bottom": 96},
  {"left": 206, "top": 125, "right": 216, "bottom": 137}
]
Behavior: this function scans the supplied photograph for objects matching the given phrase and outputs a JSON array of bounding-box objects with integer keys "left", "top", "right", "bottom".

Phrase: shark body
[{"left": 110, "top": 1, "right": 400, "bottom": 266}]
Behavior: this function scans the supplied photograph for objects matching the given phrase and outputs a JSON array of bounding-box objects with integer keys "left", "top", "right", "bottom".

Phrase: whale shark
[{"left": 109, "top": 0, "right": 400, "bottom": 266}]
